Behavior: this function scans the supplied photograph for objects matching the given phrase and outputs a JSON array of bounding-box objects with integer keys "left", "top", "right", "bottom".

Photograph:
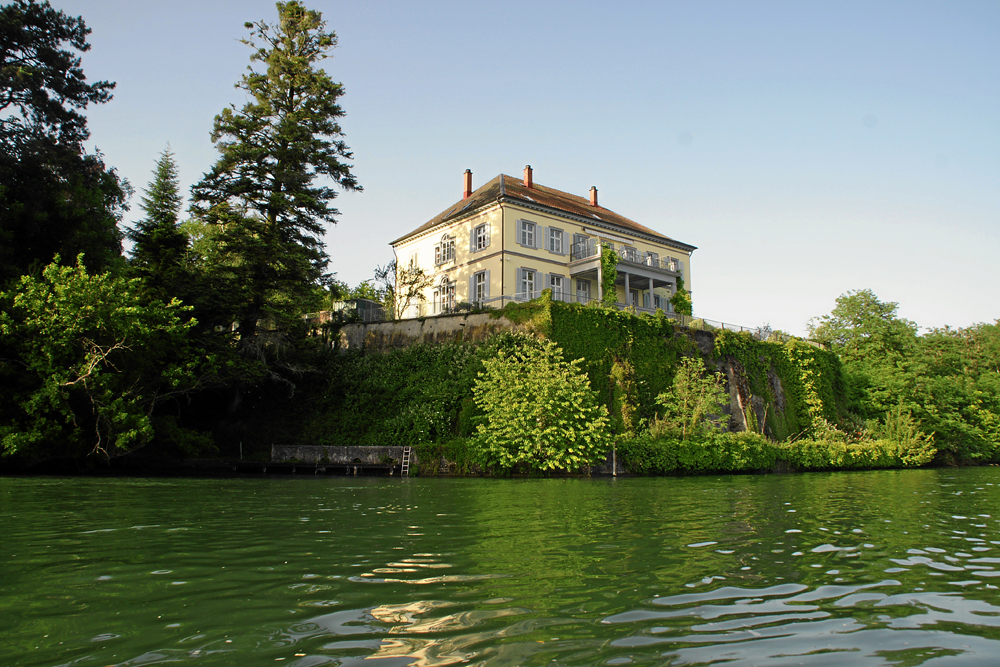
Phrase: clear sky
[{"left": 59, "top": 0, "right": 999, "bottom": 336}]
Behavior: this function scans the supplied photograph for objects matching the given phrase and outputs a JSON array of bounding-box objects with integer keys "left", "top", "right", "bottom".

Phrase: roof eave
[
  {"left": 499, "top": 195, "right": 698, "bottom": 253},
  {"left": 389, "top": 197, "right": 502, "bottom": 247}
]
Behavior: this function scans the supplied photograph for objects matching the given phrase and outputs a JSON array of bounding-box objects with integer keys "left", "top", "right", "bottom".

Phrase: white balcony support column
[
  {"left": 649, "top": 277, "right": 654, "bottom": 307},
  {"left": 624, "top": 272, "right": 630, "bottom": 305}
]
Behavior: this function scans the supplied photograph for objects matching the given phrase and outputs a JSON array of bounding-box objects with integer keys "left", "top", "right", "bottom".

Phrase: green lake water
[{"left": 2, "top": 469, "right": 1000, "bottom": 666}]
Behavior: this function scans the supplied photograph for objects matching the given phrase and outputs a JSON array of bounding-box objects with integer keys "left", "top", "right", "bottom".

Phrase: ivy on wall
[
  {"left": 670, "top": 277, "right": 693, "bottom": 317},
  {"left": 502, "top": 293, "right": 685, "bottom": 428},
  {"left": 601, "top": 244, "right": 618, "bottom": 306},
  {"left": 713, "top": 330, "right": 848, "bottom": 440},
  {"left": 297, "top": 296, "right": 856, "bottom": 473}
]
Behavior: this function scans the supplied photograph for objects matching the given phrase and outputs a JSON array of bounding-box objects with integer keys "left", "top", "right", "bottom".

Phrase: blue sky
[{"left": 61, "top": 1, "right": 999, "bottom": 335}]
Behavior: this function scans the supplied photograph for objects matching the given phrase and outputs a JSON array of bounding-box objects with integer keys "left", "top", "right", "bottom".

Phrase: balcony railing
[{"left": 570, "top": 240, "right": 682, "bottom": 273}]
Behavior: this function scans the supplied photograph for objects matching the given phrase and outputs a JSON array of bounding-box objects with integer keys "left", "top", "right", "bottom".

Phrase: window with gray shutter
[
  {"left": 517, "top": 220, "right": 536, "bottom": 248},
  {"left": 471, "top": 270, "right": 490, "bottom": 305},
  {"left": 472, "top": 223, "right": 490, "bottom": 252}
]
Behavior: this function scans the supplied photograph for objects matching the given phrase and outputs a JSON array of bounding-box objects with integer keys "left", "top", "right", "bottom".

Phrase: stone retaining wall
[
  {"left": 271, "top": 445, "right": 418, "bottom": 465},
  {"left": 339, "top": 312, "right": 534, "bottom": 352}
]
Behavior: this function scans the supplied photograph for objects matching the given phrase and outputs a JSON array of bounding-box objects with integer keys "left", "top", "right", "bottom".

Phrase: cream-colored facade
[{"left": 390, "top": 168, "right": 696, "bottom": 319}]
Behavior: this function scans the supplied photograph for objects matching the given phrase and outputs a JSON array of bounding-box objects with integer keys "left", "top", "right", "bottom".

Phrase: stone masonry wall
[
  {"left": 339, "top": 312, "right": 535, "bottom": 352},
  {"left": 271, "top": 445, "right": 418, "bottom": 466}
]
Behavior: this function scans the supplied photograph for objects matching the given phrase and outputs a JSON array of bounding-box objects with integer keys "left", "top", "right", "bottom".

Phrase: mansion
[{"left": 389, "top": 166, "right": 696, "bottom": 319}]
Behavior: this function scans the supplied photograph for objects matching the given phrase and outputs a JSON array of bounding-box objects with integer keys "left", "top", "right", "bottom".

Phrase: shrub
[
  {"left": 471, "top": 339, "right": 612, "bottom": 473},
  {"left": 619, "top": 431, "right": 775, "bottom": 475},
  {"left": 652, "top": 355, "right": 729, "bottom": 440}
]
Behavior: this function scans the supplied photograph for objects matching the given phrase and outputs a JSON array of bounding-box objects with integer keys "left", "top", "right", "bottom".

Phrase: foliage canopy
[
  {"left": 0, "top": 0, "right": 127, "bottom": 284},
  {"left": 472, "top": 338, "right": 612, "bottom": 473},
  {"left": 0, "top": 256, "right": 197, "bottom": 459}
]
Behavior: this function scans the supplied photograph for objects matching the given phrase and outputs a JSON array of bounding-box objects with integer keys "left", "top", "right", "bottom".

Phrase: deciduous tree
[
  {"left": 809, "top": 289, "right": 918, "bottom": 417},
  {"left": 0, "top": 0, "right": 127, "bottom": 283},
  {"left": 375, "top": 260, "right": 432, "bottom": 320},
  {"left": 0, "top": 255, "right": 197, "bottom": 459}
]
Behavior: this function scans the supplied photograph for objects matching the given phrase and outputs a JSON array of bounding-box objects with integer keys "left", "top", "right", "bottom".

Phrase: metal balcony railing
[{"left": 569, "top": 240, "right": 682, "bottom": 274}]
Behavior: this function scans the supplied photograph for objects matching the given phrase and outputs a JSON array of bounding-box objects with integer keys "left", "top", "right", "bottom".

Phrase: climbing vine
[
  {"left": 714, "top": 330, "right": 847, "bottom": 440},
  {"left": 670, "top": 277, "right": 693, "bottom": 317},
  {"left": 601, "top": 244, "right": 618, "bottom": 306}
]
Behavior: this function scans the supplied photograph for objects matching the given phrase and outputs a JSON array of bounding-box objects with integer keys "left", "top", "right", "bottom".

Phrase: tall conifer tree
[
  {"left": 127, "top": 147, "right": 188, "bottom": 298},
  {"left": 191, "top": 1, "right": 360, "bottom": 346}
]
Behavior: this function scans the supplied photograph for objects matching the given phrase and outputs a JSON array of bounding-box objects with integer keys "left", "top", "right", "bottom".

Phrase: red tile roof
[{"left": 390, "top": 174, "right": 695, "bottom": 251}]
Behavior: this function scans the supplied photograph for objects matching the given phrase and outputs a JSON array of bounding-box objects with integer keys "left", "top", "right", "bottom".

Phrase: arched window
[
  {"left": 434, "top": 233, "right": 456, "bottom": 266},
  {"left": 433, "top": 276, "right": 456, "bottom": 314}
]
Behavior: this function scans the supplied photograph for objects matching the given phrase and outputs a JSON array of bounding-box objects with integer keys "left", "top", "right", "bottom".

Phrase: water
[{"left": 2, "top": 469, "right": 999, "bottom": 666}]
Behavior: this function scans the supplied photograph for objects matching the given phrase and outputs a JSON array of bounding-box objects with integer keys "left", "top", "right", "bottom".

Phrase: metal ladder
[{"left": 401, "top": 446, "right": 411, "bottom": 477}]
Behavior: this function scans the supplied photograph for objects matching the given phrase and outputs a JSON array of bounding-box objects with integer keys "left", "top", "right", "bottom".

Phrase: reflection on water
[{"left": 1, "top": 469, "right": 999, "bottom": 665}]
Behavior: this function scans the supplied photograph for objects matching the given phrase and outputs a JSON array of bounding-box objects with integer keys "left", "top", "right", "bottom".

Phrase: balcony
[{"left": 570, "top": 240, "right": 682, "bottom": 274}]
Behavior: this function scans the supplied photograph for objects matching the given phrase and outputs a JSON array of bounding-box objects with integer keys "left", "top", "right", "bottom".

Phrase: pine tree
[
  {"left": 190, "top": 1, "right": 360, "bottom": 346},
  {"left": 127, "top": 147, "right": 188, "bottom": 298}
]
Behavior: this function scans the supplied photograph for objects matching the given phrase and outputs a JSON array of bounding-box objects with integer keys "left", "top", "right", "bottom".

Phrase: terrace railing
[{"left": 570, "top": 240, "right": 682, "bottom": 273}]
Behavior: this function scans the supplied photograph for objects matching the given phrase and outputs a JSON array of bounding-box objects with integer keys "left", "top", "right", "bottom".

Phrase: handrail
[{"left": 570, "top": 240, "right": 682, "bottom": 273}]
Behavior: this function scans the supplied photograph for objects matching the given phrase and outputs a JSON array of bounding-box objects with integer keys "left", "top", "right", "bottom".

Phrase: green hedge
[{"left": 618, "top": 431, "right": 777, "bottom": 474}]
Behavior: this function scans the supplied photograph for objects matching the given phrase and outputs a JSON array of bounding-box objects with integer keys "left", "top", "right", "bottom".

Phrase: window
[
  {"left": 518, "top": 220, "right": 535, "bottom": 247},
  {"left": 408, "top": 251, "right": 418, "bottom": 269},
  {"left": 435, "top": 235, "right": 455, "bottom": 266},
  {"left": 621, "top": 246, "right": 639, "bottom": 263},
  {"left": 548, "top": 228, "right": 563, "bottom": 254},
  {"left": 473, "top": 271, "right": 488, "bottom": 304},
  {"left": 434, "top": 277, "right": 455, "bottom": 313},
  {"left": 519, "top": 269, "right": 536, "bottom": 300},
  {"left": 576, "top": 279, "right": 591, "bottom": 303},
  {"left": 572, "top": 233, "right": 589, "bottom": 259},
  {"left": 645, "top": 251, "right": 659, "bottom": 268},
  {"left": 473, "top": 223, "right": 489, "bottom": 251},
  {"left": 549, "top": 274, "right": 564, "bottom": 301}
]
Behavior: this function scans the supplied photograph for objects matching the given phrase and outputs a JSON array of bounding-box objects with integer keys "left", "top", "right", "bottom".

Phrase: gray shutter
[
  {"left": 537, "top": 225, "right": 545, "bottom": 250},
  {"left": 484, "top": 270, "right": 490, "bottom": 298},
  {"left": 484, "top": 224, "right": 491, "bottom": 249},
  {"left": 515, "top": 268, "right": 523, "bottom": 300},
  {"left": 469, "top": 226, "right": 476, "bottom": 253}
]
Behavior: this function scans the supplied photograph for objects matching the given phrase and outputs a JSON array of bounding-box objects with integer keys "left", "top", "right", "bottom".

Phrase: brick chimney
[
  {"left": 463, "top": 169, "right": 473, "bottom": 199},
  {"left": 589, "top": 186, "right": 598, "bottom": 207},
  {"left": 523, "top": 165, "right": 533, "bottom": 188}
]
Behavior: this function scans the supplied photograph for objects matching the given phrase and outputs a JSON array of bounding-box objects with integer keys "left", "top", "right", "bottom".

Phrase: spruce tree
[
  {"left": 127, "top": 147, "right": 188, "bottom": 298},
  {"left": 190, "top": 1, "right": 360, "bottom": 346}
]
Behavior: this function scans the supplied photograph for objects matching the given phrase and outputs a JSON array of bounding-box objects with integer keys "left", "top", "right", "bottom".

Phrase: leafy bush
[
  {"left": 777, "top": 419, "right": 901, "bottom": 470},
  {"left": 619, "top": 431, "right": 775, "bottom": 474},
  {"left": 415, "top": 437, "right": 478, "bottom": 475},
  {"left": 867, "top": 403, "right": 936, "bottom": 466},
  {"left": 651, "top": 355, "right": 729, "bottom": 440},
  {"left": 471, "top": 339, "right": 612, "bottom": 474}
]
